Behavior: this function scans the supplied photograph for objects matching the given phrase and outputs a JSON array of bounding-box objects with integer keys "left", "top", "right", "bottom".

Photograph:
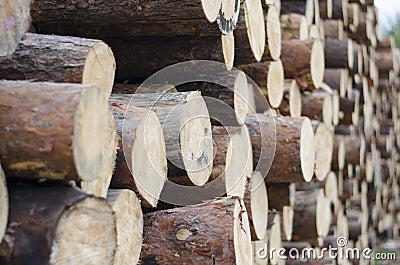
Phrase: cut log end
[
  {"left": 314, "top": 123, "right": 333, "bottom": 181},
  {"left": 300, "top": 117, "right": 315, "bottom": 182},
  {"left": 49, "top": 197, "right": 116, "bottom": 265},
  {"left": 0, "top": 165, "right": 7, "bottom": 242},
  {"left": 310, "top": 40, "right": 325, "bottom": 88},
  {"left": 289, "top": 80, "right": 302, "bottom": 117},
  {"left": 222, "top": 33, "right": 235, "bottom": 70},
  {"left": 234, "top": 199, "right": 253, "bottom": 265},
  {"left": 267, "top": 59, "right": 284, "bottom": 108},
  {"left": 233, "top": 71, "right": 251, "bottom": 125},
  {"left": 244, "top": 0, "right": 266, "bottom": 61},
  {"left": 267, "top": 5, "right": 281, "bottom": 60},
  {"left": 316, "top": 190, "right": 331, "bottom": 238},
  {"left": 107, "top": 189, "right": 143, "bottom": 265},
  {"left": 282, "top": 206, "right": 294, "bottom": 241},
  {"left": 73, "top": 85, "right": 116, "bottom": 181},
  {"left": 299, "top": 16, "right": 309, "bottom": 40},
  {"left": 202, "top": 0, "right": 223, "bottom": 22},
  {"left": 248, "top": 172, "right": 268, "bottom": 240}
]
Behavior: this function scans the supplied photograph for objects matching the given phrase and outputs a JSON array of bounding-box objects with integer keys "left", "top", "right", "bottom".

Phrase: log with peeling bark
[
  {"left": 280, "top": 13, "right": 309, "bottom": 40},
  {"left": 280, "top": 39, "right": 325, "bottom": 90},
  {"left": 235, "top": 4, "right": 281, "bottom": 63},
  {"left": 324, "top": 39, "right": 354, "bottom": 69},
  {"left": 31, "top": 0, "right": 227, "bottom": 37},
  {"left": 140, "top": 197, "right": 252, "bottom": 264},
  {"left": 0, "top": 80, "right": 116, "bottom": 182},
  {"left": 238, "top": 60, "right": 284, "bottom": 108},
  {"left": 292, "top": 189, "right": 331, "bottom": 244},
  {"left": 0, "top": 0, "right": 31, "bottom": 57},
  {"left": 280, "top": 0, "right": 315, "bottom": 26},
  {"left": 301, "top": 90, "right": 333, "bottom": 126},
  {"left": 267, "top": 183, "right": 296, "bottom": 210},
  {"left": 246, "top": 114, "right": 315, "bottom": 182},
  {"left": 0, "top": 183, "right": 117, "bottom": 265},
  {"left": 0, "top": 33, "right": 116, "bottom": 99},
  {"left": 243, "top": 172, "right": 269, "bottom": 240},
  {"left": 278, "top": 80, "right": 302, "bottom": 117},
  {"left": 323, "top": 19, "right": 344, "bottom": 39},
  {"left": 0, "top": 165, "right": 7, "bottom": 243},
  {"left": 106, "top": 189, "right": 143, "bottom": 265},
  {"left": 313, "top": 122, "right": 333, "bottom": 181},
  {"left": 108, "top": 96, "right": 167, "bottom": 207},
  {"left": 121, "top": 92, "right": 213, "bottom": 186}
]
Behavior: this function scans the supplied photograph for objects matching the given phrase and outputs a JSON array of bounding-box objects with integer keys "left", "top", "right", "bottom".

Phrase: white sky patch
[{"left": 375, "top": 0, "right": 400, "bottom": 31}]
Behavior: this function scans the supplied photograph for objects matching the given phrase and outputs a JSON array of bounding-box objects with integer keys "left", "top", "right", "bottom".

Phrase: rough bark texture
[
  {"left": 0, "top": 33, "right": 116, "bottom": 98},
  {"left": 324, "top": 39, "right": 352, "bottom": 69},
  {"left": 31, "top": 0, "right": 224, "bottom": 37},
  {"left": 280, "top": 13, "right": 308, "bottom": 40},
  {"left": 140, "top": 197, "right": 252, "bottom": 264},
  {"left": 301, "top": 90, "right": 333, "bottom": 126},
  {"left": 267, "top": 183, "right": 295, "bottom": 210},
  {"left": 0, "top": 182, "right": 116, "bottom": 265},
  {"left": 0, "top": 0, "right": 31, "bottom": 57},
  {"left": 323, "top": 19, "right": 343, "bottom": 39},
  {"left": 246, "top": 114, "right": 315, "bottom": 182},
  {"left": 108, "top": 96, "right": 167, "bottom": 208},
  {"left": 280, "top": 0, "right": 314, "bottom": 25},
  {"left": 0, "top": 80, "right": 116, "bottom": 182}
]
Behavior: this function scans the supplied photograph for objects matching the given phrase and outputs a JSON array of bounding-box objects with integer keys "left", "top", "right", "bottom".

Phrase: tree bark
[
  {"left": 31, "top": 0, "right": 226, "bottom": 37},
  {"left": 0, "top": 0, "right": 31, "bottom": 57},
  {"left": 246, "top": 114, "right": 315, "bottom": 182},
  {"left": 323, "top": 68, "right": 348, "bottom": 97},
  {"left": 324, "top": 39, "right": 353, "bottom": 69},
  {"left": 301, "top": 90, "right": 333, "bottom": 126},
  {"left": 0, "top": 33, "right": 116, "bottom": 98},
  {"left": 117, "top": 92, "right": 213, "bottom": 186},
  {"left": 0, "top": 80, "right": 116, "bottom": 182},
  {"left": 319, "top": 0, "right": 333, "bottom": 19},
  {"left": 281, "top": 39, "right": 325, "bottom": 90},
  {"left": 323, "top": 19, "right": 344, "bottom": 39},
  {"left": 280, "top": 13, "right": 309, "bottom": 40},
  {"left": 267, "top": 183, "right": 296, "bottom": 210},
  {"left": 140, "top": 197, "right": 252, "bottom": 264},
  {"left": 0, "top": 165, "right": 7, "bottom": 243},
  {"left": 108, "top": 96, "right": 167, "bottom": 208},
  {"left": 106, "top": 189, "right": 143, "bottom": 265},
  {"left": 0, "top": 182, "right": 116, "bottom": 265}
]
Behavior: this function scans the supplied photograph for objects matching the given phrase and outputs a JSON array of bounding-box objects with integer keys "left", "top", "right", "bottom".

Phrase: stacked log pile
[{"left": 0, "top": 0, "right": 398, "bottom": 264}]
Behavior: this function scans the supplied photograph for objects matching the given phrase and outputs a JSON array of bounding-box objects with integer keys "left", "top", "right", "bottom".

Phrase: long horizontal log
[
  {"left": 140, "top": 197, "right": 252, "bottom": 264},
  {"left": 0, "top": 0, "right": 31, "bottom": 56},
  {"left": 106, "top": 189, "right": 143, "bottom": 265},
  {"left": 0, "top": 80, "right": 116, "bottom": 182},
  {"left": 0, "top": 33, "right": 116, "bottom": 98},
  {"left": 108, "top": 97, "right": 167, "bottom": 208},
  {"left": 0, "top": 165, "right": 7, "bottom": 243},
  {"left": 246, "top": 114, "right": 315, "bottom": 182},
  {"left": 0, "top": 183, "right": 116, "bottom": 264},
  {"left": 324, "top": 39, "right": 354, "bottom": 69}
]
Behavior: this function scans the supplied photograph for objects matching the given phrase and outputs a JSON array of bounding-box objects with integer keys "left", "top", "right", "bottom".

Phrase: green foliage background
[{"left": 388, "top": 15, "right": 400, "bottom": 48}]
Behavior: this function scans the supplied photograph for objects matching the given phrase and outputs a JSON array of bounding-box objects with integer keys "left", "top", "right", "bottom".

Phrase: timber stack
[{"left": 0, "top": 0, "right": 398, "bottom": 264}]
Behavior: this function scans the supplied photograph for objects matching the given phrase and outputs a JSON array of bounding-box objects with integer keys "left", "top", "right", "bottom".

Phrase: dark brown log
[
  {"left": 280, "top": 0, "right": 314, "bottom": 25},
  {"left": 140, "top": 197, "right": 252, "bottom": 264},
  {"left": 280, "top": 13, "right": 309, "bottom": 40},
  {"left": 0, "top": 182, "right": 116, "bottom": 265},
  {"left": 336, "top": 134, "right": 363, "bottom": 166},
  {"left": 246, "top": 114, "right": 315, "bottom": 182},
  {"left": 319, "top": 0, "right": 333, "bottom": 19},
  {"left": 278, "top": 80, "right": 302, "bottom": 117},
  {"left": 281, "top": 39, "right": 325, "bottom": 90},
  {"left": 0, "top": 0, "right": 31, "bottom": 57},
  {"left": 324, "top": 39, "right": 353, "bottom": 69},
  {"left": 108, "top": 96, "right": 167, "bottom": 208},
  {"left": 323, "top": 19, "right": 344, "bottom": 39},
  {"left": 0, "top": 33, "right": 116, "bottom": 98},
  {"left": 0, "top": 165, "right": 7, "bottom": 242},
  {"left": 323, "top": 68, "right": 348, "bottom": 97},
  {"left": 238, "top": 60, "right": 284, "bottom": 108},
  {"left": 339, "top": 90, "right": 360, "bottom": 126},
  {"left": 331, "top": 0, "right": 346, "bottom": 24},
  {"left": 31, "top": 0, "right": 227, "bottom": 37},
  {"left": 0, "top": 80, "right": 116, "bottom": 182},
  {"left": 106, "top": 189, "right": 143, "bottom": 265},
  {"left": 301, "top": 90, "right": 333, "bottom": 126},
  {"left": 375, "top": 50, "right": 396, "bottom": 79},
  {"left": 116, "top": 92, "right": 213, "bottom": 186},
  {"left": 292, "top": 189, "right": 331, "bottom": 244},
  {"left": 267, "top": 183, "right": 296, "bottom": 210}
]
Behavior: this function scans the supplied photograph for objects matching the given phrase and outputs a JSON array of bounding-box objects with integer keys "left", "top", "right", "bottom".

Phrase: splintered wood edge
[
  {"left": 107, "top": 190, "right": 143, "bottom": 265},
  {"left": 83, "top": 41, "right": 116, "bottom": 99},
  {"left": 73, "top": 85, "right": 116, "bottom": 181},
  {"left": 234, "top": 198, "right": 253, "bottom": 265},
  {"left": 202, "top": 0, "right": 223, "bottom": 22},
  {"left": 218, "top": 0, "right": 240, "bottom": 34},
  {"left": 244, "top": 0, "right": 266, "bottom": 62},
  {"left": 49, "top": 197, "right": 117, "bottom": 264},
  {"left": 250, "top": 171, "right": 268, "bottom": 240},
  {"left": 0, "top": 165, "right": 7, "bottom": 241},
  {"left": 289, "top": 80, "right": 302, "bottom": 117},
  {"left": 132, "top": 111, "right": 167, "bottom": 207},
  {"left": 181, "top": 92, "right": 213, "bottom": 186},
  {"left": 233, "top": 70, "right": 250, "bottom": 125},
  {"left": 267, "top": 5, "right": 282, "bottom": 60},
  {"left": 310, "top": 40, "right": 325, "bottom": 88},
  {"left": 314, "top": 123, "right": 333, "bottom": 181},
  {"left": 267, "top": 59, "right": 284, "bottom": 108},
  {"left": 300, "top": 117, "right": 315, "bottom": 182},
  {"left": 221, "top": 32, "right": 235, "bottom": 70},
  {"left": 316, "top": 190, "right": 331, "bottom": 237}
]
